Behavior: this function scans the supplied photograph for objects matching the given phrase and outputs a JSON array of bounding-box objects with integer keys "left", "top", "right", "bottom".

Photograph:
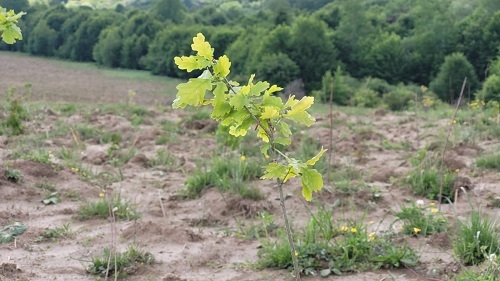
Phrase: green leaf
[
  {"left": 261, "top": 106, "right": 280, "bottom": 119},
  {"left": 286, "top": 96, "right": 314, "bottom": 117},
  {"left": 174, "top": 56, "right": 209, "bottom": 72},
  {"left": 262, "top": 93, "right": 284, "bottom": 109},
  {"left": 229, "top": 94, "right": 250, "bottom": 110},
  {"left": 287, "top": 111, "right": 315, "bottom": 126},
  {"left": 260, "top": 144, "right": 270, "bottom": 155},
  {"left": 277, "top": 121, "right": 292, "bottom": 137},
  {"left": 275, "top": 137, "right": 291, "bottom": 146},
  {"left": 249, "top": 81, "right": 270, "bottom": 96},
  {"left": 265, "top": 85, "right": 283, "bottom": 95},
  {"left": 300, "top": 168, "right": 323, "bottom": 201},
  {"left": 172, "top": 78, "right": 212, "bottom": 108},
  {"left": 257, "top": 126, "right": 270, "bottom": 142},
  {"left": 191, "top": 33, "right": 213, "bottom": 60},
  {"left": 213, "top": 55, "right": 231, "bottom": 77},
  {"left": 320, "top": 269, "right": 331, "bottom": 277},
  {"left": 1, "top": 25, "right": 22, "bottom": 44},
  {"left": 306, "top": 148, "right": 327, "bottom": 166},
  {"left": 211, "top": 82, "right": 231, "bottom": 119},
  {"left": 261, "top": 163, "right": 288, "bottom": 180}
]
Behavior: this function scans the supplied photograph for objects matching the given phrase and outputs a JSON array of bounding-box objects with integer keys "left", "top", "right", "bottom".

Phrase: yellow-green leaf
[
  {"left": 213, "top": 55, "right": 231, "bottom": 77},
  {"left": 174, "top": 56, "right": 204, "bottom": 72},
  {"left": 262, "top": 93, "right": 284, "bottom": 109},
  {"left": 287, "top": 111, "right": 315, "bottom": 126},
  {"left": 275, "top": 137, "right": 291, "bottom": 146},
  {"left": 286, "top": 96, "right": 314, "bottom": 117},
  {"left": 249, "top": 81, "right": 270, "bottom": 96},
  {"left": 229, "top": 94, "right": 249, "bottom": 110},
  {"left": 211, "top": 82, "right": 231, "bottom": 119},
  {"left": 229, "top": 126, "right": 248, "bottom": 137},
  {"left": 260, "top": 144, "right": 270, "bottom": 155},
  {"left": 257, "top": 126, "right": 270, "bottom": 142},
  {"left": 261, "top": 106, "right": 280, "bottom": 119},
  {"left": 261, "top": 163, "right": 288, "bottom": 180},
  {"left": 300, "top": 168, "right": 323, "bottom": 201},
  {"left": 172, "top": 78, "right": 212, "bottom": 108},
  {"left": 192, "top": 33, "right": 213, "bottom": 60},
  {"left": 265, "top": 85, "right": 283, "bottom": 95},
  {"left": 306, "top": 148, "right": 327, "bottom": 166}
]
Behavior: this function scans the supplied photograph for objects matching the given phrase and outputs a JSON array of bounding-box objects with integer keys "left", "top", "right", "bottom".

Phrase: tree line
[{"left": 1, "top": 0, "right": 500, "bottom": 107}]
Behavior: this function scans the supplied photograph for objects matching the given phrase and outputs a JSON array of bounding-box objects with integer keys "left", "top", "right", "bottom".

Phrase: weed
[
  {"left": 455, "top": 254, "right": 500, "bottom": 281},
  {"left": 406, "top": 148, "right": 457, "bottom": 202},
  {"left": 34, "top": 182, "right": 56, "bottom": 192},
  {"left": 476, "top": 153, "right": 500, "bottom": 170},
  {"left": 183, "top": 155, "right": 263, "bottom": 199},
  {"left": 236, "top": 212, "right": 278, "bottom": 239},
  {"left": 4, "top": 168, "right": 23, "bottom": 183},
  {"left": 35, "top": 223, "right": 72, "bottom": 242},
  {"left": 1, "top": 87, "right": 30, "bottom": 135},
  {"left": 394, "top": 201, "right": 447, "bottom": 236},
  {"left": 86, "top": 245, "right": 154, "bottom": 277},
  {"left": 77, "top": 194, "right": 140, "bottom": 221},
  {"left": 59, "top": 103, "right": 77, "bottom": 115},
  {"left": 453, "top": 209, "right": 500, "bottom": 266},
  {"left": 258, "top": 212, "right": 419, "bottom": 276},
  {"left": 42, "top": 192, "right": 61, "bottom": 205},
  {"left": 148, "top": 149, "right": 176, "bottom": 170},
  {"left": 381, "top": 139, "right": 411, "bottom": 151}
]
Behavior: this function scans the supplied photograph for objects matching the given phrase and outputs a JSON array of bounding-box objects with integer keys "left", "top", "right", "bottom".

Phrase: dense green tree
[
  {"left": 121, "top": 34, "right": 149, "bottom": 69},
  {"left": 429, "top": 53, "right": 479, "bottom": 102},
  {"left": 254, "top": 52, "right": 299, "bottom": 87},
  {"left": 367, "top": 32, "right": 405, "bottom": 84},
  {"left": 56, "top": 8, "right": 92, "bottom": 59},
  {"left": 71, "top": 12, "right": 122, "bottom": 61},
  {"left": 0, "top": 0, "right": 29, "bottom": 11},
  {"left": 333, "top": 0, "right": 376, "bottom": 78},
  {"left": 145, "top": 25, "right": 208, "bottom": 78},
  {"left": 28, "top": 20, "right": 57, "bottom": 56},
  {"left": 314, "top": 2, "right": 340, "bottom": 29},
  {"left": 151, "top": 0, "right": 185, "bottom": 23},
  {"left": 93, "top": 27, "right": 122, "bottom": 68},
  {"left": 288, "top": 16, "right": 338, "bottom": 91}
]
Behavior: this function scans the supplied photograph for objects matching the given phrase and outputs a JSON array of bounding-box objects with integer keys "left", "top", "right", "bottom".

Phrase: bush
[
  {"left": 351, "top": 87, "right": 382, "bottom": 108},
  {"left": 383, "top": 86, "right": 415, "bottom": 111},
  {"left": 480, "top": 74, "right": 500, "bottom": 103}
]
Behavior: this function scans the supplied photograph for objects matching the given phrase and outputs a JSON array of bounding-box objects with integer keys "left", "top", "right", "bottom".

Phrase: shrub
[
  {"left": 351, "top": 87, "right": 382, "bottom": 108},
  {"left": 383, "top": 86, "right": 414, "bottom": 111}
]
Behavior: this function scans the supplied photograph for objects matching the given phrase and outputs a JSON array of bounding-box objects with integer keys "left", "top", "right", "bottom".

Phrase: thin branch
[{"left": 438, "top": 77, "right": 467, "bottom": 211}]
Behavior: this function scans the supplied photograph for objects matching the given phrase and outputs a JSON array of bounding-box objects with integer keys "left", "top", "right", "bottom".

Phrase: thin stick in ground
[{"left": 438, "top": 77, "right": 467, "bottom": 211}]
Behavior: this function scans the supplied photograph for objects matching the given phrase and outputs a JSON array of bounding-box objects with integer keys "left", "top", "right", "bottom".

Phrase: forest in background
[{"left": 1, "top": 0, "right": 500, "bottom": 109}]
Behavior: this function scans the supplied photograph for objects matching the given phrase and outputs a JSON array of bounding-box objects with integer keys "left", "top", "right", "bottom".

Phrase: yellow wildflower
[
  {"left": 350, "top": 227, "right": 357, "bottom": 233},
  {"left": 71, "top": 167, "right": 79, "bottom": 173},
  {"left": 294, "top": 251, "right": 298, "bottom": 257},
  {"left": 431, "top": 208, "right": 438, "bottom": 213},
  {"left": 455, "top": 169, "right": 460, "bottom": 173},
  {"left": 413, "top": 227, "right": 421, "bottom": 234},
  {"left": 264, "top": 154, "right": 270, "bottom": 159},
  {"left": 240, "top": 155, "right": 246, "bottom": 161},
  {"left": 429, "top": 202, "right": 435, "bottom": 207},
  {"left": 369, "top": 221, "right": 374, "bottom": 225},
  {"left": 341, "top": 226, "right": 348, "bottom": 232},
  {"left": 369, "top": 232, "right": 376, "bottom": 241}
]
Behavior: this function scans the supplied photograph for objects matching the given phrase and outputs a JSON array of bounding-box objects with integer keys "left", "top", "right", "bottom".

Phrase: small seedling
[
  {"left": 42, "top": 192, "right": 61, "bottom": 205},
  {"left": 77, "top": 194, "right": 140, "bottom": 221},
  {"left": 5, "top": 169, "right": 23, "bottom": 183},
  {"left": 35, "top": 223, "right": 72, "bottom": 242},
  {"left": 86, "top": 245, "right": 154, "bottom": 277}
]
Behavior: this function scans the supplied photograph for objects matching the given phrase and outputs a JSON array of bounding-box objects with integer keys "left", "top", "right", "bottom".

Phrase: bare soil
[{"left": 1, "top": 53, "right": 499, "bottom": 281}]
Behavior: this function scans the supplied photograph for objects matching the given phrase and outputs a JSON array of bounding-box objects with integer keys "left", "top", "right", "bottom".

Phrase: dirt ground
[{"left": 0, "top": 52, "right": 499, "bottom": 281}]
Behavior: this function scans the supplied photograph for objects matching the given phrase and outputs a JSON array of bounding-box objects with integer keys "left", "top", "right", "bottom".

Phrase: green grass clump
[
  {"left": 258, "top": 208, "right": 419, "bottom": 276},
  {"left": 87, "top": 245, "right": 154, "bottom": 277},
  {"left": 36, "top": 223, "right": 72, "bottom": 242},
  {"left": 453, "top": 209, "right": 500, "bottom": 266},
  {"left": 406, "top": 148, "right": 457, "bottom": 202},
  {"left": 476, "top": 153, "right": 500, "bottom": 170},
  {"left": 77, "top": 194, "right": 140, "bottom": 221},
  {"left": 183, "top": 156, "right": 263, "bottom": 200},
  {"left": 455, "top": 255, "right": 500, "bottom": 281},
  {"left": 394, "top": 202, "right": 447, "bottom": 236},
  {"left": 4, "top": 168, "right": 23, "bottom": 183}
]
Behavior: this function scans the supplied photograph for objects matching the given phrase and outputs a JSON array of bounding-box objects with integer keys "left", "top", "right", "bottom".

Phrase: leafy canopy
[
  {"left": 173, "top": 33, "right": 326, "bottom": 201},
  {"left": 0, "top": 6, "right": 25, "bottom": 44}
]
